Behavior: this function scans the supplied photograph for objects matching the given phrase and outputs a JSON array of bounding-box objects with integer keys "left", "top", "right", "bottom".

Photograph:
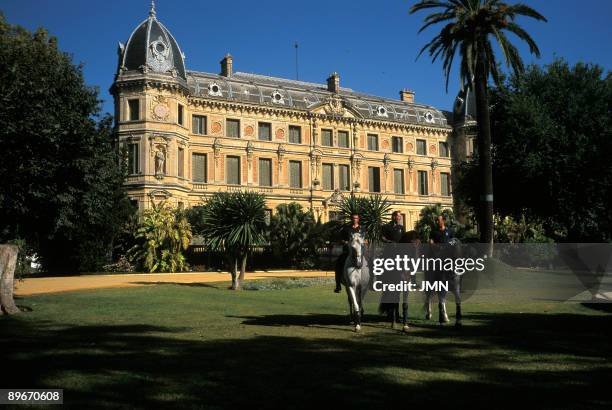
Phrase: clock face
[{"left": 153, "top": 104, "right": 169, "bottom": 120}]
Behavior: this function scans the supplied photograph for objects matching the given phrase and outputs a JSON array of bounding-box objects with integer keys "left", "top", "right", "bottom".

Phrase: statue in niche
[{"left": 155, "top": 149, "right": 166, "bottom": 179}]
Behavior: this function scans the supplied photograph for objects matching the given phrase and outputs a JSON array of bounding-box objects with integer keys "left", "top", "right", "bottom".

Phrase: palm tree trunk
[
  {"left": 230, "top": 257, "right": 239, "bottom": 290},
  {"left": 474, "top": 46, "right": 494, "bottom": 254},
  {"left": 238, "top": 252, "right": 248, "bottom": 287},
  {"left": 0, "top": 244, "right": 20, "bottom": 315}
]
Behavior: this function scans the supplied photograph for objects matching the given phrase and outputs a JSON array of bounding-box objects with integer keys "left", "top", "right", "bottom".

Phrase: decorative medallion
[
  {"left": 211, "top": 121, "right": 222, "bottom": 134},
  {"left": 381, "top": 139, "right": 390, "bottom": 150},
  {"left": 430, "top": 144, "right": 437, "bottom": 154},
  {"left": 275, "top": 128, "right": 285, "bottom": 140},
  {"left": 244, "top": 125, "right": 254, "bottom": 137},
  {"left": 406, "top": 142, "right": 414, "bottom": 152},
  {"left": 151, "top": 95, "right": 170, "bottom": 121}
]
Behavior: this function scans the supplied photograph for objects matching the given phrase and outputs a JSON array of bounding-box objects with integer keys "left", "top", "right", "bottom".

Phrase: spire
[{"left": 149, "top": 0, "right": 156, "bottom": 18}]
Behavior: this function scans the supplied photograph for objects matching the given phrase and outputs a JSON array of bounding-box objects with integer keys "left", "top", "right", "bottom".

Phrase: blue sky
[{"left": 3, "top": 0, "right": 611, "bottom": 115}]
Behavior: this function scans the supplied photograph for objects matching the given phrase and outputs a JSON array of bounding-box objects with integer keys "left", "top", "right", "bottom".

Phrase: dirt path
[{"left": 15, "top": 270, "right": 334, "bottom": 296}]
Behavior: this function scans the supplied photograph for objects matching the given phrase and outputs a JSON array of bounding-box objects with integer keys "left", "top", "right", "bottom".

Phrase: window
[
  {"left": 368, "top": 167, "right": 381, "bottom": 192},
  {"left": 322, "top": 164, "right": 334, "bottom": 190},
  {"left": 416, "top": 139, "right": 427, "bottom": 155},
  {"left": 441, "top": 172, "right": 451, "bottom": 196},
  {"left": 339, "top": 164, "right": 350, "bottom": 191},
  {"left": 258, "top": 158, "right": 272, "bottom": 186},
  {"left": 338, "top": 130, "right": 349, "bottom": 148},
  {"left": 128, "top": 99, "right": 139, "bottom": 121},
  {"left": 289, "top": 125, "right": 301, "bottom": 144},
  {"left": 401, "top": 213, "right": 407, "bottom": 228},
  {"left": 321, "top": 129, "right": 333, "bottom": 146},
  {"left": 192, "top": 115, "right": 207, "bottom": 135},
  {"left": 418, "top": 170, "right": 428, "bottom": 195},
  {"left": 258, "top": 122, "right": 271, "bottom": 141},
  {"left": 392, "top": 136, "right": 403, "bottom": 153},
  {"left": 226, "top": 119, "right": 240, "bottom": 138},
  {"left": 393, "top": 169, "right": 405, "bottom": 194},
  {"left": 192, "top": 153, "right": 207, "bottom": 183},
  {"left": 367, "top": 134, "right": 379, "bottom": 151},
  {"left": 127, "top": 143, "right": 139, "bottom": 174},
  {"left": 177, "top": 147, "right": 184, "bottom": 178},
  {"left": 289, "top": 161, "right": 302, "bottom": 188},
  {"left": 439, "top": 141, "right": 449, "bottom": 157},
  {"left": 178, "top": 104, "right": 184, "bottom": 126},
  {"left": 226, "top": 155, "right": 240, "bottom": 185}
]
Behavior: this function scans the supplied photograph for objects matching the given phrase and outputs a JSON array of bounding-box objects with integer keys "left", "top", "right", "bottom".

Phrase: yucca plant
[
  {"left": 336, "top": 194, "right": 392, "bottom": 244},
  {"left": 197, "top": 191, "right": 267, "bottom": 289},
  {"left": 128, "top": 201, "right": 192, "bottom": 273}
]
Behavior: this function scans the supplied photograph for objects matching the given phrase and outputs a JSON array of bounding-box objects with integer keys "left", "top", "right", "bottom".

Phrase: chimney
[
  {"left": 327, "top": 72, "right": 340, "bottom": 94},
  {"left": 220, "top": 53, "right": 233, "bottom": 77},
  {"left": 400, "top": 89, "right": 415, "bottom": 103}
]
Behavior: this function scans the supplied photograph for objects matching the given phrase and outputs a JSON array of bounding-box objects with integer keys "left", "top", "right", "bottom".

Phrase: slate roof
[{"left": 186, "top": 71, "right": 450, "bottom": 128}]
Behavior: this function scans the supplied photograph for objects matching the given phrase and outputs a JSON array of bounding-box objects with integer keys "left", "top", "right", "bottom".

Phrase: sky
[{"left": 2, "top": 0, "right": 611, "bottom": 116}]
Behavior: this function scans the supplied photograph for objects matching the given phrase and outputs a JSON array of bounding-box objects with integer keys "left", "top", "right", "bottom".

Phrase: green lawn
[{"left": 2, "top": 277, "right": 611, "bottom": 409}]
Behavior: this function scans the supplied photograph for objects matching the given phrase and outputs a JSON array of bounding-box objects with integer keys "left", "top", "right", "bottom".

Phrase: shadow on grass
[{"left": 1, "top": 309, "right": 611, "bottom": 409}]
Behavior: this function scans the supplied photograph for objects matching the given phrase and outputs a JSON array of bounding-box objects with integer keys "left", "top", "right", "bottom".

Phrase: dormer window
[
  {"left": 271, "top": 90, "right": 284, "bottom": 104},
  {"left": 208, "top": 83, "right": 222, "bottom": 96},
  {"left": 376, "top": 105, "right": 388, "bottom": 117},
  {"left": 424, "top": 111, "right": 435, "bottom": 123}
]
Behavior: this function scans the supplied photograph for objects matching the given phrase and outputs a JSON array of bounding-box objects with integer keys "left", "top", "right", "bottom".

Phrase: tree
[
  {"left": 0, "top": 14, "right": 134, "bottom": 272},
  {"left": 460, "top": 59, "right": 612, "bottom": 241},
  {"left": 415, "top": 204, "right": 456, "bottom": 242},
  {"left": 0, "top": 245, "right": 20, "bottom": 315},
  {"left": 128, "top": 202, "right": 192, "bottom": 273},
  {"left": 336, "top": 194, "right": 392, "bottom": 244},
  {"left": 410, "top": 0, "right": 547, "bottom": 248},
  {"left": 196, "top": 191, "right": 267, "bottom": 290},
  {"left": 269, "top": 203, "right": 325, "bottom": 267}
]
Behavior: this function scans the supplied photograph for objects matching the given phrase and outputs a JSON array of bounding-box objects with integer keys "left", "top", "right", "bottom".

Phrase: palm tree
[
  {"left": 410, "top": 0, "right": 547, "bottom": 248},
  {"left": 198, "top": 191, "right": 267, "bottom": 290},
  {"left": 336, "top": 194, "right": 392, "bottom": 244}
]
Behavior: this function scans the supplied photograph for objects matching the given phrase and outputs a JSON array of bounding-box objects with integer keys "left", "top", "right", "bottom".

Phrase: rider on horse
[{"left": 333, "top": 213, "right": 366, "bottom": 293}]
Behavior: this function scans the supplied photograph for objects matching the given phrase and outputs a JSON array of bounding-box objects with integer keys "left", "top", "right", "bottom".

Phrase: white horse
[{"left": 343, "top": 232, "right": 370, "bottom": 332}]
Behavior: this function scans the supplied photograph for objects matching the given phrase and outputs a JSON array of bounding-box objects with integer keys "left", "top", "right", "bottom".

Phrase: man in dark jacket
[{"left": 382, "top": 211, "right": 405, "bottom": 243}]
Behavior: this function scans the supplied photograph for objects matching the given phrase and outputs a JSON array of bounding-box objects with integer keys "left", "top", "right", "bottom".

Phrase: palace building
[{"left": 111, "top": 3, "right": 475, "bottom": 228}]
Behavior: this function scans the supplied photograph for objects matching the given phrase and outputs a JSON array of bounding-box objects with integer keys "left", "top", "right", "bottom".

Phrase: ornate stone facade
[{"left": 112, "top": 5, "right": 475, "bottom": 228}]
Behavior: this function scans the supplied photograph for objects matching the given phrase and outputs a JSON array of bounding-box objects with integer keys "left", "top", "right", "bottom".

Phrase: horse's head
[{"left": 349, "top": 232, "right": 364, "bottom": 269}]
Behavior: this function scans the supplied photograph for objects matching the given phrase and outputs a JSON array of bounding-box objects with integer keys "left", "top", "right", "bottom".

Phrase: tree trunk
[
  {"left": 0, "top": 244, "right": 20, "bottom": 315},
  {"left": 474, "top": 46, "right": 494, "bottom": 255},
  {"left": 230, "top": 257, "right": 239, "bottom": 290},
  {"left": 238, "top": 253, "right": 248, "bottom": 285}
]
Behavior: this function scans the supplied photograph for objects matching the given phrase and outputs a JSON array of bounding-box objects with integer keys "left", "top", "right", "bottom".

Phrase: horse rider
[
  {"left": 333, "top": 212, "right": 366, "bottom": 293},
  {"left": 427, "top": 214, "right": 458, "bottom": 323},
  {"left": 379, "top": 211, "right": 406, "bottom": 325},
  {"left": 382, "top": 210, "right": 405, "bottom": 244}
]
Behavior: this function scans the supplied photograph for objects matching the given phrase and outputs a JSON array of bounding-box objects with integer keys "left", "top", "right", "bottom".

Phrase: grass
[{"left": 2, "top": 276, "right": 611, "bottom": 409}]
